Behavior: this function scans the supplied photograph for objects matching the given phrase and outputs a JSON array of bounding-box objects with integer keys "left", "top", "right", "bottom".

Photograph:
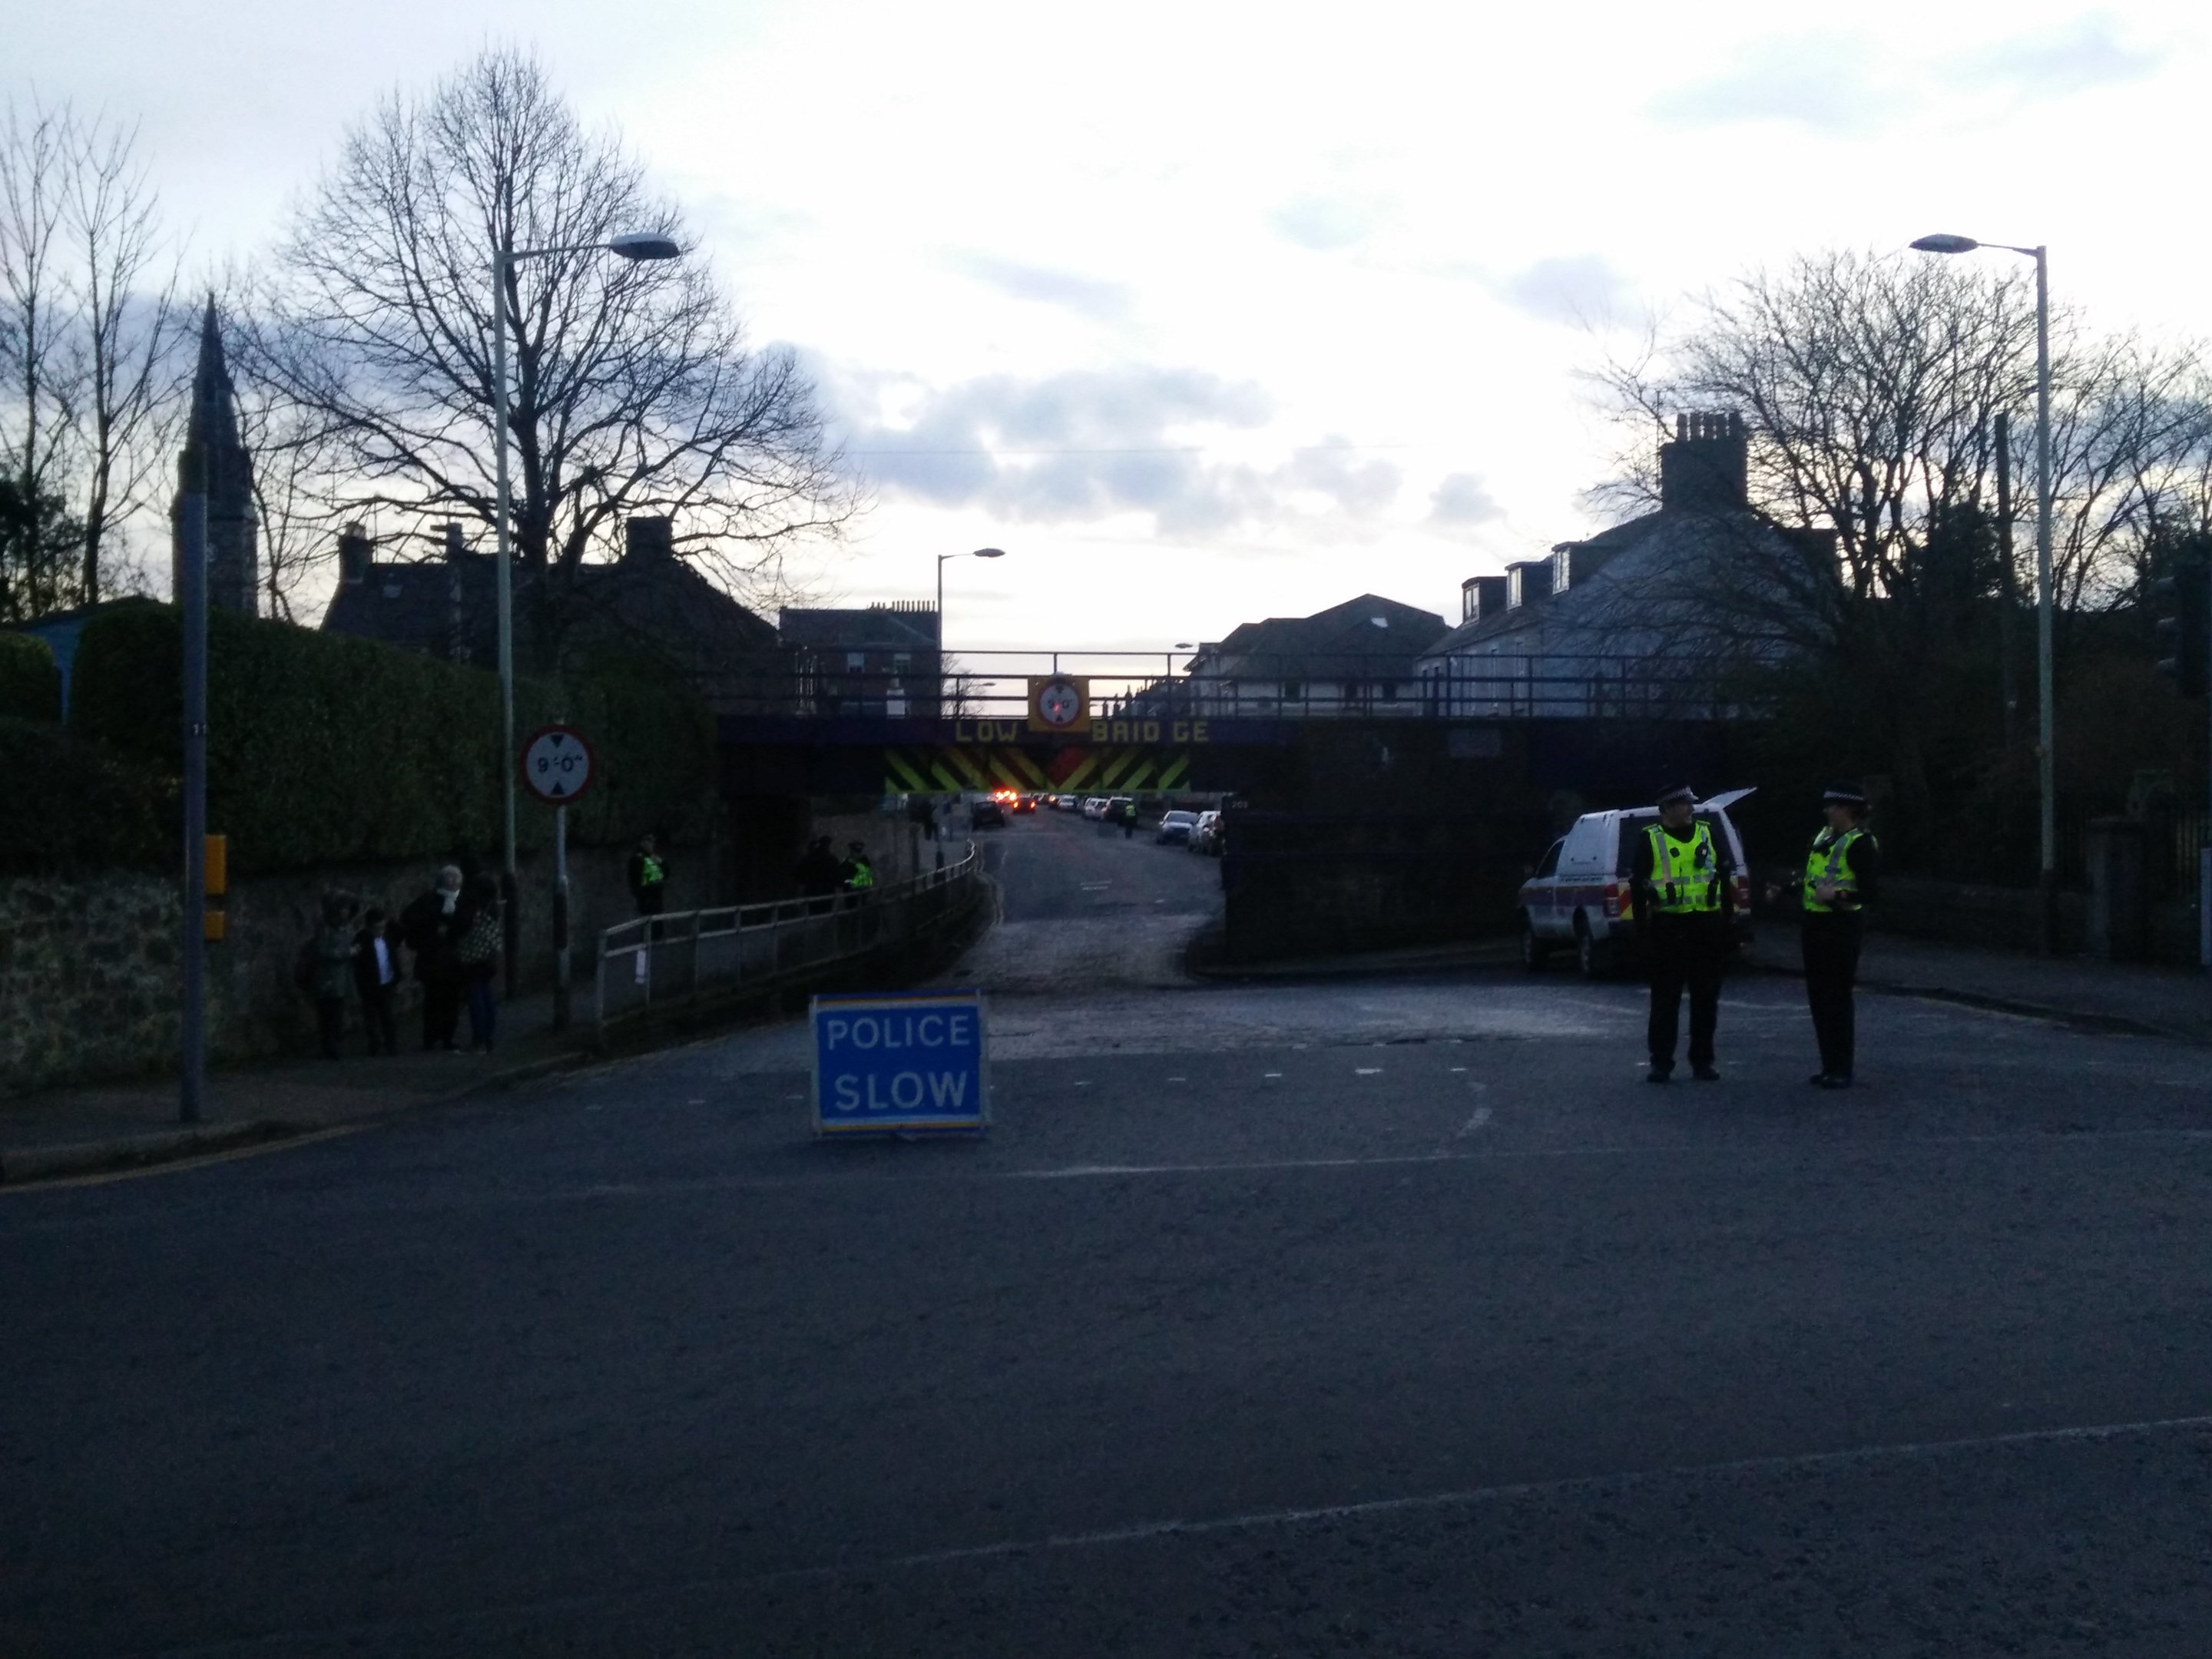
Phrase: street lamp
[
  {"left": 935, "top": 547, "right": 1005, "bottom": 717},
  {"left": 1912, "top": 230, "right": 2056, "bottom": 952},
  {"left": 490, "top": 230, "right": 683, "bottom": 992}
]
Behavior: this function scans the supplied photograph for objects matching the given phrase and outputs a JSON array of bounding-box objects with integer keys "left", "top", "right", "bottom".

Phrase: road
[{"left": 6, "top": 822, "right": 2212, "bottom": 1656}]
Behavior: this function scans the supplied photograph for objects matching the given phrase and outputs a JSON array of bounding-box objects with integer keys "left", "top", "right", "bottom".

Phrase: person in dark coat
[
  {"left": 312, "top": 892, "right": 358, "bottom": 1061},
  {"left": 352, "top": 905, "right": 402, "bottom": 1055},
  {"left": 401, "top": 864, "right": 465, "bottom": 1051},
  {"left": 794, "top": 836, "right": 843, "bottom": 908},
  {"left": 627, "top": 833, "right": 669, "bottom": 917},
  {"left": 455, "top": 873, "right": 504, "bottom": 1052}
]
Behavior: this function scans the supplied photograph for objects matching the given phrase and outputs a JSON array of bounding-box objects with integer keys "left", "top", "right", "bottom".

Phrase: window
[
  {"left": 1536, "top": 839, "right": 1563, "bottom": 879},
  {"left": 845, "top": 651, "right": 866, "bottom": 671},
  {"left": 891, "top": 654, "right": 909, "bottom": 674}
]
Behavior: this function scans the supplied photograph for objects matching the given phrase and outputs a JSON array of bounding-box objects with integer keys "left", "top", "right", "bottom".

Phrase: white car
[
  {"left": 1081, "top": 796, "right": 1108, "bottom": 820},
  {"left": 1155, "top": 810, "right": 1198, "bottom": 846},
  {"left": 1516, "top": 789, "right": 1754, "bottom": 976}
]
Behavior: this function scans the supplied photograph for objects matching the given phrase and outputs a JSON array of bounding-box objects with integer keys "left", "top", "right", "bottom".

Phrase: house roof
[
  {"left": 1200, "top": 592, "right": 1449, "bottom": 678},
  {"left": 777, "top": 607, "right": 942, "bottom": 652},
  {"left": 1422, "top": 509, "right": 1790, "bottom": 660},
  {"left": 321, "top": 549, "right": 777, "bottom": 671}
]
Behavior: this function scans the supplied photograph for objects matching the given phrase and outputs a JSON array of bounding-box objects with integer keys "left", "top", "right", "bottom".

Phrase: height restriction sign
[{"left": 521, "top": 724, "right": 595, "bottom": 804}]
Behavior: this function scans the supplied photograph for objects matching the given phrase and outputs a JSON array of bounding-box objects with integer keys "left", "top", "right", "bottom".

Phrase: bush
[
  {"left": 0, "top": 717, "right": 170, "bottom": 873},
  {"left": 0, "top": 630, "right": 61, "bottom": 722},
  {"left": 70, "top": 604, "right": 716, "bottom": 873}
]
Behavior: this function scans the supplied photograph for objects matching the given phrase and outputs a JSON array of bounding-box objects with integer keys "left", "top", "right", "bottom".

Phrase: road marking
[
  {"left": 1459, "top": 1107, "right": 1493, "bottom": 1135},
  {"left": 1449, "top": 1066, "right": 1468, "bottom": 1073},
  {"left": 1167, "top": 1076, "right": 1186, "bottom": 1083},
  {"left": 1012, "top": 1151, "right": 1480, "bottom": 1179},
  {"left": 1263, "top": 1071, "right": 1283, "bottom": 1079},
  {"left": 1355, "top": 1068, "right": 1382, "bottom": 1075},
  {"left": 164, "top": 1409, "right": 2212, "bottom": 1649}
]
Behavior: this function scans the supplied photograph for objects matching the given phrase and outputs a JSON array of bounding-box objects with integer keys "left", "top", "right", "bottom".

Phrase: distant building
[
  {"left": 777, "top": 603, "right": 942, "bottom": 718},
  {"left": 171, "top": 301, "right": 257, "bottom": 616},
  {"left": 320, "top": 515, "right": 779, "bottom": 703},
  {"left": 1173, "top": 593, "right": 1449, "bottom": 717},
  {"left": 1417, "top": 412, "right": 1830, "bottom": 717}
]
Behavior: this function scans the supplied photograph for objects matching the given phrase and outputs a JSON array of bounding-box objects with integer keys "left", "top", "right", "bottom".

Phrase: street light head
[
  {"left": 972, "top": 547, "right": 1006, "bottom": 558},
  {"left": 608, "top": 233, "right": 684, "bottom": 262},
  {"left": 1910, "top": 233, "right": 1981, "bottom": 255}
]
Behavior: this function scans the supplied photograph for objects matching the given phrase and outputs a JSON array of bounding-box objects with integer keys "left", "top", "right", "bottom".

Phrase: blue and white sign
[{"left": 812, "top": 989, "right": 990, "bottom": 1137}]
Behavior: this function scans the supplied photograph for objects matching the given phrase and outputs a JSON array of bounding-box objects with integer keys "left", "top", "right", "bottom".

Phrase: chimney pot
[
  {"left": 337, "top": 524, "right": 373, "bottom": 587},
  {"left": 442, "top": 522, "right": 466, "bottom": 561},
  {"left": 624, "top": 516, "right": 675, "bottom": 562}
]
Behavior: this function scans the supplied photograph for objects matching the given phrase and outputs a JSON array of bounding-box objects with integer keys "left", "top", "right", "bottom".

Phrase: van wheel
[
  {"left": 1520, "top": 915, "right": 1550, "bottom": 971},
  {"left": 1576, "top": 923, "right": 1611, "bottom": 979}
]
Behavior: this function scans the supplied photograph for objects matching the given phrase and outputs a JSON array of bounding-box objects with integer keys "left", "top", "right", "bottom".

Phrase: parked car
[
  {"left": 971, "top": 796, "right": 1007, "bottom": 830},
  {"left": 1081, "top": 796, "right": 1108, "bottom": 820},
  {"left": 1516, "top": 789, "right": 1753, "bottom": 977},
  {"left": 1155, "top": 809, "right": 1199, "bottom": 846},
  {"left": 1190, "top": 809, "right": 1223, "bottom": 855},
  {"left": 1105, "top": 796, "right": 1135, "bottom": 827}
]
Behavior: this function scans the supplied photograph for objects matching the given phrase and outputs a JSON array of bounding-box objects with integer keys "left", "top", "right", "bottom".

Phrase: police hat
[
  {"left": 1822, "top": 780, "right": 1868, "bottom": 806},
  {"left": 1655, "top": 783, "right": 1696, "bottom": 808}
]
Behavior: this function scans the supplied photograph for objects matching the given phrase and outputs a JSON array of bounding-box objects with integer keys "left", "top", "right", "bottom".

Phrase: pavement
[{"left": 10, "top": 808, "right": 2212, "bottom": 1654}]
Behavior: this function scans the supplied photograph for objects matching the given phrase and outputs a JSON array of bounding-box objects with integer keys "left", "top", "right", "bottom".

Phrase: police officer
[
  {"left": 1796, "top": 781, "right": 1879, "bottom": 1088},
  {"left": 841, "top": 841, "right": 876, "bottom": 893},
  {"left": 1631, "top": 783, "right": 1736, "bottom": 1083}
]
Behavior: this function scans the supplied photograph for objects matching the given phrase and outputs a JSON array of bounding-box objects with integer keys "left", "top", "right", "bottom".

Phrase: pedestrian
[
  {"left": 353, "top": 904, "right": 402, "bottom": 1055},
  {"left": 455, "top": 873, "right": 504, "bottom": 1052},
  {"left": 628, "top": 833, "right": 668, "bottom": 985},
  {"left": 794, "top": 835, "right": 843, "bottom": 902},
  {"left": 401, "top": 864, "right": 466, "bottom": 1051},
  {"left": 1631, "top": 783, "right": 1736, "bottom": 1084},
  {"left": 1120, "top": 800, "right": 1137, "bottom": 839},
  {"left": 1788, "top": 780, "right": 1881, "bottom": 1089},
  {"left": 841, "top": 841, "right": 876, "bottom": 896},
  {"left": 312, "top": 893, "right": 357, "bottom": 1061}
]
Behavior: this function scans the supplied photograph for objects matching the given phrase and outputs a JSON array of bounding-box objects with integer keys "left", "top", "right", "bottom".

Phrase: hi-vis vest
[
  {"left": 846, "top": 859, "right": 875, "bottom": 890},
  {"left": 1644, "top": 821, "right": 1721, "bottom": 914},
  {"left": 638, "top": 855, "right": 665, "bottom": 888},
  {"left": 1803, "top": 827, "right": 1872, "bottom": 913}
]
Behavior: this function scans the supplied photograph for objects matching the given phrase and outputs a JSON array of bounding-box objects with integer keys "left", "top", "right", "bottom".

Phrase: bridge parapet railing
[
  {"left": 594, "top": 846, "right": 982, "bottom": 1042},
  {"left": 697, "top": 651, "right": 1767, "bottom": 724}
]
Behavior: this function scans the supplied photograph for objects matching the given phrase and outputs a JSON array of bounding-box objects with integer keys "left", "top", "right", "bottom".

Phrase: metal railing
[
  {"left": 698, "top": 651, "right": 1766, "bottom": 724},
  {"left": 594, "top": 846, "right": 983, "bottom": 1041}
]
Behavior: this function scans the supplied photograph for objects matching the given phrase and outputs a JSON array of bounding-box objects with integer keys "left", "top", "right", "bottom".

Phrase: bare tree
[
  {"left": 0, "top": 97, "right": 79, "bottom": 618},
  {"left": 62, "top": 110, "right": 183, "bottom": 604},
  {"left": 248, "top": 48, "right": 853, "bottom": 650}
]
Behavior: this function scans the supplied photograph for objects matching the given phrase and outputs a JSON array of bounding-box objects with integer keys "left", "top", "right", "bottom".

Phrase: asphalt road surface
[{"left": 7, "top": 830, "right": 2212, "bottom": 1657}]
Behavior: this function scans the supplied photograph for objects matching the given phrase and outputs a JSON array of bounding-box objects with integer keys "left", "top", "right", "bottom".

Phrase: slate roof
[
  {"left": 1197, "top": 592, "right": 1449, "bottom": 679},
  {"left": 321, "top": 548, "right": 778, "bottom": 676},
  {"left": 777, "top": 607, "right": 942, "bottom": 653}
]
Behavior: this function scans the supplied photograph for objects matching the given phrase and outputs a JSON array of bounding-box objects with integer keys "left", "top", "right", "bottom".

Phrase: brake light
[
  {"left": 1604, "top": 880, "right": 1627, "bottom": 919},
  {"left": 1732, "top": 873, "right": 1750, "bottom": 911}
]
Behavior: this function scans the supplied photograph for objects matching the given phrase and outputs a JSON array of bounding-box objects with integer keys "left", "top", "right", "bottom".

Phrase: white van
[{"left": 1517, "top": 789, "right": 1754, "bottom": 976}]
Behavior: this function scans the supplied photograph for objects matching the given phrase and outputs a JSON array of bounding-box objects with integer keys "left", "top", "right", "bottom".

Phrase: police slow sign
[{"left": 811, "top": 989, "right": 990, "bottom": 1137}]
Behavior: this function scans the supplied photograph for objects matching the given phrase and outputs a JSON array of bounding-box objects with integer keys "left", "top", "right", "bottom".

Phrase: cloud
[
  {"left": 1269, "top": 194, "right": 1388, "bottom": 252},
  {"left": 1429, "top": 472, "right": 1503, "bottom": 528},
  {"left": 947, "top": 253, "right": 1131, "bottom": 320},
  {"left": 835, "top": 367, "right": 1401, "bottom": 536},
  {"left": 1955, "top": 15, "right": 2160, "bottom": 98},
  {"left": 1496, "top": 254, "right": 1629, "bottom": 326},
  {"left": 1651, "top": 18, "right": 2162, "bottom": 133},
  {"left": 1647, "top": 37, "right": 1899, "bottom": 134}
]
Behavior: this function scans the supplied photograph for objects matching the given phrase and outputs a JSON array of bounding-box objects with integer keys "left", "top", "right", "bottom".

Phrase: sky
[{"left": 12, "top": 0, "right": 2205, "bottom": 653}]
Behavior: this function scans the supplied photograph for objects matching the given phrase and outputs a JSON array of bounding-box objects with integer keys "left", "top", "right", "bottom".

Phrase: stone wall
[{"left": 0, "top": 841, "right": 713, "bottom": 1093}]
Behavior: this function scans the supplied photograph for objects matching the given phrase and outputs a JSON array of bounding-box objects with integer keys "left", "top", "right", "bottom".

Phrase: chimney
[
  {"left": 442, "top": 522, "right": 467, "bottom": 661},
  {"left": 1460, "top": 575, "right": 1508, "bottom": 622},
  {"left": 337, "top": 524, "right": 373, "bottom": 588},
  {"left": 1658, "top": 410, "right": 1748, "bottom": 514},
  {"left": 1506, "top": 558, "right": 1552, "bottom": 609},
  {"left": 624, "top": 515, "right": 674, "bottom": 563}
]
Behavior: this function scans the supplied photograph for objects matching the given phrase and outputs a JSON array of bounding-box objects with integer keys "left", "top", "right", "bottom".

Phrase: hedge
[
  {"left": 0, "top": 716, "right": 171, "bottom": 873},
  {"left": 68, "top": 603, "right": 716, "bottom": 875},
  {"left": 0, "top": 630, "right": 61, "bottom": 722}
]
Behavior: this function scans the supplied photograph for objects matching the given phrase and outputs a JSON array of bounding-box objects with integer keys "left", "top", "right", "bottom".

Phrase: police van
[{"left": 1517, "top": 789, "right": 1754, "bottom": 976}]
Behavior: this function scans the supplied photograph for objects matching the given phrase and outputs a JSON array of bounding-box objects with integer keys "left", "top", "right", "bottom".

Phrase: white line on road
[
  {"left": 1355, "top": 1068, "right": 1382, "bottom": 1075},
  {"left": 175, "top": 1408, "right": 2212, "bottom": 1651},
  {"left": 1459, "top": 1107, "right": 1493, "bottom": 1135}
]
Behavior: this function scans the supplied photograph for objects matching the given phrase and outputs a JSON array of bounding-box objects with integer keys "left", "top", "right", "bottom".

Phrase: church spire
[{"left": 171, "top": 296, "right": 259, "bottom": 614}]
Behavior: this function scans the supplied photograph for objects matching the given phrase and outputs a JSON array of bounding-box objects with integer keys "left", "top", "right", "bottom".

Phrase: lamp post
[
  {"left": 1912, "top": 231, "right": 2056, "bottom": 952},
  {"left": 490, "top": 230, "right": 682, "bottom": 994},
  {"left": 935, "top": 547, "right": 1005, "bottom": 715}
]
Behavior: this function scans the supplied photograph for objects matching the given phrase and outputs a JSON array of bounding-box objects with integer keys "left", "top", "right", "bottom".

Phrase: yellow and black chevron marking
[{"left": 882, "top": 747, "right": 1191, "bottom": 796}]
